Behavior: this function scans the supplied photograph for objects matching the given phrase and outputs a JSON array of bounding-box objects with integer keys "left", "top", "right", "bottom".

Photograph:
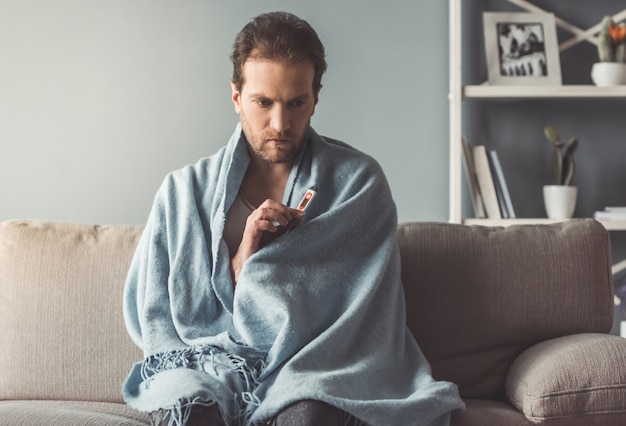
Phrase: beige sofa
[{"left": 1, "top": 218, "right": 625, "bottom": 425}]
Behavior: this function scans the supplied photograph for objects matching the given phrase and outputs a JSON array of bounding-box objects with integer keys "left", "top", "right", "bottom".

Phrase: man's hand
[{"left": 230, "top": 199, "right": 304, "bottom": 284}]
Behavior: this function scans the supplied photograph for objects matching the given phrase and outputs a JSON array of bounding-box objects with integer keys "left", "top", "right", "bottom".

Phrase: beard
[{"left": 239, "top": 110, "right": 307, "bottom": 164}]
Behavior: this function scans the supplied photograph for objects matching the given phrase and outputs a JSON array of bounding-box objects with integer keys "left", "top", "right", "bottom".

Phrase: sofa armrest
[{"left": 506, "top": 333, "right": 626, "bottom": 425}]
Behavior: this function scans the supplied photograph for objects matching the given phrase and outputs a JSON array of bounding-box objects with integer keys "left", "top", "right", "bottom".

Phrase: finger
[
  {"left": 254, "top": 207, "right": 289, "bottom": 228},
  {"left": 257, "top": 199, "right": 298, "bottom": 222},
  {"left": 289, "top": 207, "right": 306, "bottom": 218}
]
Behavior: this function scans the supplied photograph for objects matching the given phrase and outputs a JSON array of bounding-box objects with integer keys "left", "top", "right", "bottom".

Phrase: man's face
[{"left": 231, "top": 58, "right": 319, "bottom": 164}]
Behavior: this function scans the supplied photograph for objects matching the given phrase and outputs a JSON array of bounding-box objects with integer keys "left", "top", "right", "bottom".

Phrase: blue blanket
[{"left": 122, "top": 125, "right": 463, "bottom": 425}]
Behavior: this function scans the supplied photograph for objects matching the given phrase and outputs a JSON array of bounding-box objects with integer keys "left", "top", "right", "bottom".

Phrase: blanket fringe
[
  {"left": 141, "top": 344, "right": 265, "bottom": 386},
  {"left": 343, "top": 411, "right": 368, "bottom": 426},
  {"left": 142, "top": 344, "right": 266, "bottom": 425},
  {"left": 150, "top": 397, "right": 229, "bottom": 426},
  {"left": 140, "top": 345, "right": 368, "bottom": 426}
]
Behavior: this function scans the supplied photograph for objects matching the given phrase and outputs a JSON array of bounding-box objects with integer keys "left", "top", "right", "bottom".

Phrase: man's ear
[
  {"left": 314, "top": 85, "right": 322, "bottom": 104},
  {"left": 230, "top": 82, "right": 242, "bottom": 113},
  {"left": 312, "top": 84, "right": 322, "bottom": 116}
]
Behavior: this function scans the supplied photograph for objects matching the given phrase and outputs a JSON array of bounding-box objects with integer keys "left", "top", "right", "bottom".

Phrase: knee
[{"left": 271, "top": 400, "right": 346, "bottom": 426}]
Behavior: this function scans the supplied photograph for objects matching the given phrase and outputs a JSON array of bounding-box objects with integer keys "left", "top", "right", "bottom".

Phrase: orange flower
[{"left": 609, "top": 23, "right": 626, "bottom": 42}]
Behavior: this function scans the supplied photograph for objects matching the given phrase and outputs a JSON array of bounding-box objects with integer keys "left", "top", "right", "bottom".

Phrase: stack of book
[
  {"left": 462, "top": 138, "right": 516, "bottom": 219},
  {"left": 594, "top": 207, "right": 626, "bottom": 221}
]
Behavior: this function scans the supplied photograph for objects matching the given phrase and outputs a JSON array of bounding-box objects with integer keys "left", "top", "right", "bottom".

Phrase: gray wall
[
  {"left": 2, "top": 1, "right": 623, "bottom": 228},
  {"left": 0, "top": 0, "right": 449, "bottom": 225}
]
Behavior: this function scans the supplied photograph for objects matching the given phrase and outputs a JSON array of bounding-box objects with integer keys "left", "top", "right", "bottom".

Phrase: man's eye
[
  {"left": 256, "top": 99, "right": 272, "bottom": 107},
  {"left": 289, "top": 100, "right": 306, "bottom": 108}
]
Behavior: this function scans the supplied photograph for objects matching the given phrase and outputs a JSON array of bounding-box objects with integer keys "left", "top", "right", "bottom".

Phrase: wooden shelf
[
  {"left": 463, "top": 218, "right": 626, "bottom": 231},
  {"left": 448, "top": 0, "right": 626, "bottom": 224},
  {"left": 463, "top": 84, "right": 626, "bottom": 99}
]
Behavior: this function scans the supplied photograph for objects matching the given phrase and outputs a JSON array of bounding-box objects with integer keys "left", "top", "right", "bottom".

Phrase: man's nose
[{"left": 270, "top": 105, "right": 290, "bottom": 134}]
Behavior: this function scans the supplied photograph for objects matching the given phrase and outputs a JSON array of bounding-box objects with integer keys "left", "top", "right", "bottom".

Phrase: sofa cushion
[
  {"left": 0, "top": 220, "right": 144, "bottom": 403},
  {"left": 451, "top": 399, "right": 531, "bottom": 426},
  {"left": 397, "top": 219, "right": 613, "bottom": 400},
  {"left": 506, "top": 333, "right": 626, "bottom": 425},
  {"left": 0, "top": 400, "right": 149, "bottom": 425}
]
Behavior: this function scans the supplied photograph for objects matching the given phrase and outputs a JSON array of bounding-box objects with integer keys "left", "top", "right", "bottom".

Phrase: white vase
[
  {"left": 591, "top": 62, "right": 626, "bottom": 86},
  {"left": 543, "top": 185, "right": 577, "bottom": 219}
]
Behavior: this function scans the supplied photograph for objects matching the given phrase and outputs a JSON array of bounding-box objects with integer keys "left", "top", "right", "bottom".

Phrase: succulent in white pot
[
  {"left": 544, "top": 125, "right": 578, "bottom": 186},
  {"left": 592, "top": 16, "right": 626, "bottom": 86},
  {"left": 542, "top": 126, "right": 579, "bottom": 219}
]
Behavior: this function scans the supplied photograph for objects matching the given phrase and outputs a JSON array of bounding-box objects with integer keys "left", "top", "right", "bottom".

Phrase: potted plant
[
  {"left": 591, "top": 16, "right": 626, "bottom": 86},
  {"left": 542, "top": 125, "right": 579, "bottom": 219}
]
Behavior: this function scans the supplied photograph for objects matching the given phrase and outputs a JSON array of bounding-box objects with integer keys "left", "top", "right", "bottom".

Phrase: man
[{"left": 123, "top": 11, "right": 463, "bottom": 426}]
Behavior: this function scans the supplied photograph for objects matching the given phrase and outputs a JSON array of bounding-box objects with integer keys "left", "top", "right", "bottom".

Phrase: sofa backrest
[
  {"left": 1, "top": 219, "right": 614, "bottom": 405},
  {"left": 0, "top": 220, "right": 143, "bottom": 404},
  {"left": 397, "top": 219, "right": 614, "bottom": 401}
]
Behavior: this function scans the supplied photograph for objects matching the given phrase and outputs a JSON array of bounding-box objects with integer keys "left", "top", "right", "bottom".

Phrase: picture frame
[{"left": 483, "top": 12, "right": 562, "bottom": 86}]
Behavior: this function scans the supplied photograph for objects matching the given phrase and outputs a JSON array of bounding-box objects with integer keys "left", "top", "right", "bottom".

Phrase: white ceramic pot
[
  {"left": 543, "top": 185, "right": 577, "bottom": 220},
  {"left": 591, "top": 62, "right": 626, "bottom": 86}
]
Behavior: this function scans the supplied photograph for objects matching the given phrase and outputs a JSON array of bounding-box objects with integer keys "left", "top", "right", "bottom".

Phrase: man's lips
[{"left": 267, "top": 138, "right": 293, "bottom": 144}]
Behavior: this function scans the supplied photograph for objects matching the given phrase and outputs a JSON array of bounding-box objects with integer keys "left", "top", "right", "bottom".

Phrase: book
[
  {"left": 594, "top": 210, "right": 626, "bottom": 220},
  {"left": 594, "top": 208, "right": 626, "bottom": 220},
  {"left": 461, "top": 138, "right": 486, "bottom": 218},
  {"left": 488, "top": 150, "right": 516, "bottom": 218},
  {"left": 487, "top": 152, "right": 508, "bottom": 218},
  {"left": 472, "top": 144, "right": 502, "bottom": 219}
]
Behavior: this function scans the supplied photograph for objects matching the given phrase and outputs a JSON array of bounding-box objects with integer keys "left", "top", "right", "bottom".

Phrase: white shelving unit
[{"left": 448, "top": 0, "right": 626, "bottom": 230}]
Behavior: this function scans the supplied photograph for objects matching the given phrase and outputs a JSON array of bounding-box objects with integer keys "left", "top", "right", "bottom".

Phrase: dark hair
[{"left": 230, "top": 11, "right": 327, "bottom": 92}]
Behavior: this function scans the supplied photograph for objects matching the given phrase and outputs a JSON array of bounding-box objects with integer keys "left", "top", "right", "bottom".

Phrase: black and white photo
[{"left": 483, "top": 12, "right": 562, "bottom": 85}]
